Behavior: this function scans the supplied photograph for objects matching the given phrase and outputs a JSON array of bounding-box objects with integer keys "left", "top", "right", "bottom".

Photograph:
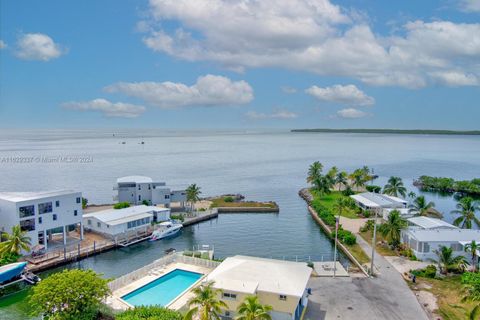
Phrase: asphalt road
[{"left": 304, "top": 236, "right": 429, "bottom": 320}]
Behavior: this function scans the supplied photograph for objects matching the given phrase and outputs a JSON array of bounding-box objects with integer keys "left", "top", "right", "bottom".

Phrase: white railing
[{"left": 108, "top": 254, "right": 221, "bottom": 292}]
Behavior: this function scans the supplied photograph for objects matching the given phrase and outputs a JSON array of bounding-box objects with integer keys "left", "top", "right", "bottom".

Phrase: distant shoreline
[{"left": 291, "top": 128, "right": 480, "bottom": 135}]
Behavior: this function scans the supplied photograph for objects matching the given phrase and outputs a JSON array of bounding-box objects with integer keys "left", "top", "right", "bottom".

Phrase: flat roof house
[
  {"left": 350, "top": 192, "right": 410, "bottom": 219},
  {"left": 401, "top": 217, "right": 480, "bottom": 261},
  {"left": 114, "top": 176, "right": 186, "bottom": 207},
  {"left": 83, "top": 205, "right": 170, "bottom": 240},
  {"left": 0, "top": 190, "right": 83, "bottom": 252},
  {"left": 206, "top": 255, "right": 312, "bottom": 320}
]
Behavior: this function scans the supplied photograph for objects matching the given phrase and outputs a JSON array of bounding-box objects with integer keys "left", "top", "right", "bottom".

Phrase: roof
[
  {"left": 117, "top": 176, "right": 153, "bottom": 184},
  {"left": 350, "top": 192, "right": 406, "bottom": 208},
  {"left": 405, "top": 228, "right": 480, "bottom": 242},
  {"left": 0, "top": 190, "right": 80, "bottom": 202},
  {"left": 407, "top": 217, "right": 458, "bottom": 230},
  {"left": 206, "top": 255, "right": 312, "bottom": 298},
  {"left": 83, "top": 205, "right": 155, "bottom": 225}
]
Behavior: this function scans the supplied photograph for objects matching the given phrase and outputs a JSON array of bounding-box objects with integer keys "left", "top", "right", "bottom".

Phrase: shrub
[
  {"left": 342, "top": 186, "right": 354, "bottom": 196},
  {"left": 307, "top": 261, "right": 314, "bottom": 268},
  {"left": 141, "top": 200, "right": 150, "bottom": 206},
  {"left": 360, "top": 220, "right": 375, "bottom": 233},
  {"left": 114, "top": 202, "right": 130, "bottom": 209},
  {"left": 332, "top": 228, "right": 357, "bottom": 246},
  {"left": 366, "top": 185, "right": 382, "bottom": 193},
  {"left": 412, "top": 265, "right": 437, "bottom": 278},
  {"left": 0, "top": 252, "right": 20, "bottom": 266},
  {"left": 170, "top": 214, "right": 184, "bottom": 222},
  {"left": 116, "top": 306, "right": 182, "bottom": 320},
  {"left": 223, "top": 196, "right": 234, "bottom": 203}
]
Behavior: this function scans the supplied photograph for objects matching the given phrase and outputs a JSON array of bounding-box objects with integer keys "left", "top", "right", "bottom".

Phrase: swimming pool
[{"left": 121, "top": 269, "right": 203, "bottom": 307}]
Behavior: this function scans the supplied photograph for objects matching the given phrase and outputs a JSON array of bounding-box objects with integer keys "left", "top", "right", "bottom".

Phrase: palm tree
[
  {"left": 465, "top": 240, "right": 479, "bottom": 272},
  {"left": 184, "top": 281, "right": 227, "bottom": 320},
  {"left": 350, "top": 169, "right": 366, "bottom": 192},
  {"left": 236, "top": 296, "right": 272, "bottom": 320},
  {"left": 361, "top": 166, "right": 373, "bottom": 184},
  {"left": 434, "top": 246, "right": 468, "bottom": 274},
  {"left": 313, "top": 176, "right": 330, "bottom": 195},
  {"left": 451, "top": 197, "right": 480, "bottom": 229},
  {"left": 333, "top": 197, "right": 353, "bottom": 218},
  {"left": 409, "top": 195, "right": 442, "bottom": 218},
  {"left": 335, "top": 171, "right": 348, "bottom": 191},
  {"left": 307, "top": 161, "right": 323, "bottom": 185},
  {"left": 0, "top": 225, "right": 31, "bottom": 255},
  {"left": 383, "top": 176, "right": 407, "bottom": 198},
  {"left": 186, "top": 184, "right": 202, "bottom": 213},
  {"left": 379, "top": 210, "right": 407, "bottom": 248}
]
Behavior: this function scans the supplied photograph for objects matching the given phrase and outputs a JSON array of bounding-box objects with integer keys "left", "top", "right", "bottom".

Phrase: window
[
  {"left": 38, "top": 217, "right": 42, "bottom": 224},
  {"left": 56, "top": 200, "right": 60, "bottom": 207},
  {"left": 38, "top": 202, "right": 53, "bottom": 214},
  {"left": 20, "top": 219, "right": 35, "bottom": 232},
  {"left": 279, "top": 295, "right": 287, "bottom": 301},
  {"left": 222, "top": 293, "right": 237, "bottom": 300},
  {"left": 451, "top": 243, "right": 463, "bottom": 252},
  {"left": 53, "top": 214, "right": 57, "bottom": 221},
  {"left": 148, "top": 184, "right": 151, "bottom": 190},
  {"left": 74, "top": 210, "right": 78, "bottom": 216},
  {"left": 165, "top": 194, "right": 170, "bottom": 199},
  {"left": 76, "top": 197, "right": 81, "bottom": 204},
  {"left": 19, "top": 205, "right": 35, "bottom": 218},
  {"left": 97, "top": 222, "right": 101, "bottom": 228},
  {"left": 88, "top": 219, "right": 92, "bottom": 225},
  {"left": 225, "top": 311, "right": 231, "bottom": 317},
  {"left": 138, "top": 185, "right": 141, "bottom": 190}
]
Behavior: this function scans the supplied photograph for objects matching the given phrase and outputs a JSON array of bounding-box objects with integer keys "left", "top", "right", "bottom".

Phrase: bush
[
  {"left": 307, "top": 261, "right": 314, "bottom": 268},
  {"left": 116, "top": 306, "right": 182, "bottom": 320},
  {"left": 114, "top": 202, "right": 130, "bottom": 209},
  {"left": 141, "top": 200, "right": 150, "bottom": 206},
  {"left": 366, "top": 185, "right": 381, "bottom": 193},
  {"left": 332, "top": 228, "right": 357, "bottom": 246},
  {"left": 0, "top": 252, "right": 20, "bottom": 266},
  {"left": 342, "top": 186, "right": 354, "bottom": 196},
  {"left": 223, "top": 196, "right": 234, "bottom": 203},
  {"left": 360, "top": 220, "right": 375, "bottom": 233},
  {"left": 412, "top": 265, "right": 437, "bottom": 278},
  {"left": 170, "top": 214, "right": 184, "bottom": 222}
]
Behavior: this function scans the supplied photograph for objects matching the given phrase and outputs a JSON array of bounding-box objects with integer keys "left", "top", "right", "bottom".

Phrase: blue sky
[{"left": 0, "top": 0, "right": 479, "bottom": 129}]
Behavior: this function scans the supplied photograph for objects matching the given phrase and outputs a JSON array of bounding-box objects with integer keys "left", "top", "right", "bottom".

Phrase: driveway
[{"left": 304, "top": 228, "right": 429, "bottom": 320}]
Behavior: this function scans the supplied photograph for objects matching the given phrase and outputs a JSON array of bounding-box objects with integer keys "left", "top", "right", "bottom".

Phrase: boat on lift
[
  {"left": 0, "top": 262, "right": 27, "bottom": 284},
  {"left": 150, "top": 221, "right": 183, "bottom": 241}
]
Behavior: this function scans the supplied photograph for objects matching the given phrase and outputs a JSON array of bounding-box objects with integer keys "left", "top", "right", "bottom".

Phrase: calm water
[{"left": 0, "top": 129, "right": 479, "bottom": 319}]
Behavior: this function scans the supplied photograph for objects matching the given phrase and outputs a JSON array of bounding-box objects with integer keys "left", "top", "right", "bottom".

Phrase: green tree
[
  {"left": 333, "top": 197, "right": 353, "bottom": 218},
  {"left": 82, "top": 197, "right": 88, "bottom": 209},
  {"left": 307, "top": 161, "right": 323, "bottom": 185},
  {"left": 349, "top": 169, "right": 366, "bottom": 191},
  {"left": 0, "top": 225, "right": 31, "bottom": 255},
  {"left": 186, "top": 184, "right": 202, "bottom": 213},
  {"left": 335, "top": 171, "right": 348, "bottom": 191},
  {"left": 313, "top": 176, "right": 330, "bottom": 195},
  {"left": 434, "top": 246, "right": 468, "bottom": 274},
  {"left": 462, "top": 273, "right": 480, "bottom": 320},
  {"left": 465, "top": 240, "right": 480, "bottom": 273},
  {"left": 236, "top": 296, "right": 272, "bottom": 320},
  {"left": 383, "top": 176, "right": 407, "bottom": 198},
  {"left": 114, "top": 202, "right": 130, "bottom": 209},
  {"left": 116, "top": 306, "right": 182, "bottom": 320},
  {"left": 378, "top": 210, "right": 407, "bottom": 248},
  {"left": 29, "top": 269, "right": 110, "bottom": 320},
  {"left": 409, "top": 196, "right": 441, "bottom": 218},
  {"left": 325, "top": 167, "right": 338, "bottom": 188},
  {"left": 451, "top": 197, "right": 480, "bottom": 229},
  {"left": 183, "top": 281, "right": 227, "bottom": 320}
]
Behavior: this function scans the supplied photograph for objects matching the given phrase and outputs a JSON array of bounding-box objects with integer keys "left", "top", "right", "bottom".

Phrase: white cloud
[
  {"left": 141, "top": 0, "right": 480, "bottom": 88},
  {"left": 306, "top": 84, "right": 375, "bottom": 106},
  {"left": 336, "top": 108, "right": 367, "bottom": 119},
  {"left": 0, "top": 40, "right": 6, "bottom": 49},
  {"left": 105, "top": 74, "right": 253, "bottom": 108},
  {"left": 246, "top": 110, "right": 298, "bottom": 120},
  {"left": 62, "top": 99, "right": 146, "bottom": 118},
  {"left": 281, "top": 86, "right": 297, "bottom": 94},
  {"left": 15, "top": 33, "right": 64, "bottom": 61},
  {"left": 459, "top": 0, "right": 480, "bottom": 12},
  {"left": 430, "top": 71, "right": 478, "bottom": 86}
]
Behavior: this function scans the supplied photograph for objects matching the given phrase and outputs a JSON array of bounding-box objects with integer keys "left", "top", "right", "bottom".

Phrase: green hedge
[
  {"left": 366, "top": 185, "right": 381, "bottom": 193},
  {"left": 416, "top": 175, "right": 480, "bottom": 196},
  {"left": 311, "top": 201, "right": 357, "bottom": 246},
  {"left": 412, "top": 265, "right": 436, "bottom": 278},
  {"left": 116, "top": 306, "right": 182, "bottom": 320},
  {"left": 331, "top": 228, "right": 357, "bottom": 245},
  {"left": 114, "top": 202, "right": 130, "bottom": 209}
]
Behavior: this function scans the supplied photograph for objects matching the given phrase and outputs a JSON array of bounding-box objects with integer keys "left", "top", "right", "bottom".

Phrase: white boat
[{"left": 150, "top": 221, "right": 182, "bottom": 241}]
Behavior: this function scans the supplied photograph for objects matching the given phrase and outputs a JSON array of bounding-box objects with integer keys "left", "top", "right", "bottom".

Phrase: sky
[{"left": 0, "top": 0, "right": 479, "bottom": 129}]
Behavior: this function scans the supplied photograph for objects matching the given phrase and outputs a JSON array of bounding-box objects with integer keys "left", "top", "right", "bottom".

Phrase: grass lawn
[
  {"left": 310, "top": 190, "right": 359, "bottom": 219},
  {"left": 345, "top": 243, "right": 370, "bottom": 265},
  {"left": 411, "top": 276, "right": 477, "bottom": 320},
  {"left": 359, "top": 229, "right": 398, "bottom": 256},
  {"left": 209, "top": 197, "right": 278, "bottom": 208}
]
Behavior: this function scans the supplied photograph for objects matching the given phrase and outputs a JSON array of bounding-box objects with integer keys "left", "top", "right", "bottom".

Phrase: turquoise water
[{"left": 121, "top": 269, "right": 202, "bottom": 307}]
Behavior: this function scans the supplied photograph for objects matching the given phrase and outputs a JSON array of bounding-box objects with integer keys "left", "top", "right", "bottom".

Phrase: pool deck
[{"left": 107, "top": 262, "right": 213, "bottom": 311}]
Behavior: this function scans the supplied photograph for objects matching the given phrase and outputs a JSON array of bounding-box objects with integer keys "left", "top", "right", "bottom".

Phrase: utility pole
[
  {"left": 333, "top": 215, "right": 339, "bottom": 278},
  {"left": 370, "top": 207, "right": 378, "bottom": 277}
]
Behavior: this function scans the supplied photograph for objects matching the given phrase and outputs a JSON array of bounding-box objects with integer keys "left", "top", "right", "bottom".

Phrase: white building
[
  {"left": 83, "top": 205, "right": 170, "bottom": 240},
  {"left": 114, "top": 176, "right": 186, "bottom": 207},
  {"left": 206, "top": 255, "right": 312, "bottom": 320},
  {"left": 401, "top": 217, "right": 480, "bottom": 261},
  {"left": 0, "top": 191, "right": 83, "bottom": 251},
  {"left": 350, "top": 192, "right": 408, "bottom": 219}
]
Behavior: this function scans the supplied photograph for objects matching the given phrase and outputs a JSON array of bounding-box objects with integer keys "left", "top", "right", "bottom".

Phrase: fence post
[{"left": 64, "top": 247, "right": 66, "bottom": 260}]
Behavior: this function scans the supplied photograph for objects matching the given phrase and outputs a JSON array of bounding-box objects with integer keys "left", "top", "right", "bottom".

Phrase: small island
[{"left": 291, "top": 128, "right": 480, "bottom": 135}]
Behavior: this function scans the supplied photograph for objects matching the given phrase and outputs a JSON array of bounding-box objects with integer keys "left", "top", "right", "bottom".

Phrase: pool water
[{"left": 121, "top": 269, "right": 203, "bottom": 307}]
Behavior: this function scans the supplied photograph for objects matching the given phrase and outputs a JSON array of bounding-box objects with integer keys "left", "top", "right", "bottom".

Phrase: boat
[
  {"left": 0, "top": 262, "right": 27, "bottom": 283},
  {"left": 150, "top": 221, "right": 183, "bottom": 241}
]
